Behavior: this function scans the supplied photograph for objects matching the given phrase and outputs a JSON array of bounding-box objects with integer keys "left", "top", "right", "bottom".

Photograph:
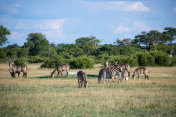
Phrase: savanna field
[{"left": 0, "top": 63, "right": 176, "bottom": 117}]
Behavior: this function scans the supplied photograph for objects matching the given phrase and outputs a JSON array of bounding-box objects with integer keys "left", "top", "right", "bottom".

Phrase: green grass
[{"left": 0, "top": 64, "right": 176, "bottom": 117}]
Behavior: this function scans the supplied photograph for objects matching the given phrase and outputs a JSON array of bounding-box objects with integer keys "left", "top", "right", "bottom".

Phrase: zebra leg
[
  {"left": 98, "top": 76, "right": 101, "bottom": 84},
  {"left": 118, "top": 72, "right": 122, "bottom": 83},
  {"left": 103, "top": 71, "right": 106, "bottom": 84}
]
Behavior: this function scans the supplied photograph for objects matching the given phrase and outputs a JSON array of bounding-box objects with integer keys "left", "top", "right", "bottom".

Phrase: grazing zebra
[{"left": 98, "top": 66, "right": 123, "bottom": 84}]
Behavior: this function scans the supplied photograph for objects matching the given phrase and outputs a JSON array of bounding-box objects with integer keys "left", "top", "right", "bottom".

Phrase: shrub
[
  {"left": 135, "top": 52, "right": 154, "bottom": 66},
  {"left": 108, "top": 56, "right": 138, "bottom": 67},
  {"left": 126, "top": 57, "right": 138, "bottom": 67},
  {"left": 171, "top": 57, "right": 176, "bottom": 66},
  {"left": 28, "top": 56, "right": 45, "bottom": 63},
  {"left": 109, "top": 56, "right": 127, "bottom": 65},
  {"left": 69, "top": 57, "right": 94, "bottom": 69},
  {"left": 14, "top": 58, "right": 26, "bottom": 66},
  {"left": 41, "top": 56, "right": 66, "bottom": 68},
  {"left": 150, "top": 51, "right": 171, "bottom": 66}
]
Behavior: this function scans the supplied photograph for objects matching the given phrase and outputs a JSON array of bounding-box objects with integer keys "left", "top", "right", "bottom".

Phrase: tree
[
  {"left": 24, "top": 33, "right": 49, "bottom": 56},
  {"left": 163, "top": 27, "right": 176, "bottom": 44},
  {"left": 116, "top": 38, "right": 132, "bottom": 47},
  {"left": 75, "top": 36, "right": 100, "bottom": 55},
  {"left": 146, "top": 30, "right": 162, "bottom": 51},
  {"left": 163, "top": 27, "right": 176, "bottom": 56},
  {"left": 133, "top": 31, "right": 147, "bottom": 48},
  {"left": 0, "top": 25, "right": 10, "bottom": 46}
]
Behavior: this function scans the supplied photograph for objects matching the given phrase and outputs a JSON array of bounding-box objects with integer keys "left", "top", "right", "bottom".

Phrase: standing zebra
[{"left": 98, "top": 60, "right": 123, "bottom": 83}]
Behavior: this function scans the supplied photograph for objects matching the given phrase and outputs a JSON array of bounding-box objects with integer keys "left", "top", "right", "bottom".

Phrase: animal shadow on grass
[
  {"left": 36, "top": 75, "right": 50, "bottom": 78},
  {"left": 87, "top": 74, "right": 98, "bottom": 78}
]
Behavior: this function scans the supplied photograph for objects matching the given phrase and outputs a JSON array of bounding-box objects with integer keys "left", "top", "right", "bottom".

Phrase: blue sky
[{"left": 0, "top": 0, "right": 176, "bottom": 46}]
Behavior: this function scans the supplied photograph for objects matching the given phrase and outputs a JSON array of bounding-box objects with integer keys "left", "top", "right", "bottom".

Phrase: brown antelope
[
  {"left": 114, "top": 60, "right": 131, "bottom": 77},
  {"left": 132, "top": 67, "right": 149, "bottom": 80},
  {"left": 51, "top": 64, "right": 70, "bottom": 78},
  {"left": 8, "top": 61, "right": 28, "bottom": 78},
  {"left": 77, "top": 71, "right": 88, "bottom": 88},
  {"left": 122, "top": 68, "right": 129, "bottom": 81}
]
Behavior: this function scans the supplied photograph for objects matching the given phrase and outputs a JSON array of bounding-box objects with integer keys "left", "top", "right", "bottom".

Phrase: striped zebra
[{"left": 98, "top": 66, "right": 123, "bottom": 84}]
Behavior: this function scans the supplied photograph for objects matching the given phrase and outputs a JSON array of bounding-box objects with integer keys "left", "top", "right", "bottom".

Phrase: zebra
[{"left": 98, "top": 66, "right": 123, "bottom": 84}]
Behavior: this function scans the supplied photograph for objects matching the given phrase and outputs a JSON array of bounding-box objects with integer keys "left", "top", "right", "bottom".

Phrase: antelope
[
  {"left": 8, "top": 61, "right": 28, "bottom": 78},
  {"left": 122, "top": 67, "right": 129, "bottom": 81},
  {"left": 51, "top": 64, "right": 70, "bottom": 78},
  {"left": 132, "top": 67, "right": 149, "bottom": 80},
  {"left": 114, "top": 60, "right": 131, "bottom": 77},
  {"left": 77, "top": 71, "right": 88, "bottom": 88}
]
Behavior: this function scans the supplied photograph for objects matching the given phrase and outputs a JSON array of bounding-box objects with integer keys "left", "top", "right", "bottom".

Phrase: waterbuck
[
  {"left": 77, "top": 71, "right": 88, "bottom": 88},
  {"left": 114, "top": 61, "right": 131, "bottom": 77},
  {"left": 132, "top": 67, "right": 149, "bottom": 80},
  {"left": 8, "top": 61, "right": 28, "bottom": 78},
  {"left": 51, "top": 64, "right": 70, "bottom": 78},
  {"left": 122, "top": 68, "right": 129, "bottom": 81}
]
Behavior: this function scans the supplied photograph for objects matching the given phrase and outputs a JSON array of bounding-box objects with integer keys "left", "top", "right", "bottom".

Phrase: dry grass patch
[{"left": 0, "top": 63, "right": 176, "bottom": 116}]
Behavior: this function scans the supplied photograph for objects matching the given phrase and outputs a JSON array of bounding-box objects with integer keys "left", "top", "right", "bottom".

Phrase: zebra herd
[
  {"left": 8, "top": 60, "right": 149, "bottom": 88},
  {"left": 98, "top": 60, "right": 149, "bottom": 84},
  {"left": 98, "top": 60, "right": 131, "bottom": 84}
]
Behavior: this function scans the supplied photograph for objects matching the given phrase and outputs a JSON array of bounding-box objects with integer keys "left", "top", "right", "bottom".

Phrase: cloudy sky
[{"left": 0, "top": 0, "right": 176, "bottom": 46}]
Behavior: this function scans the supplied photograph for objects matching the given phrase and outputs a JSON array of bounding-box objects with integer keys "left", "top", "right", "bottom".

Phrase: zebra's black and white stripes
[{"left": 98, "top": 66, "right": 123, "bottom": 83}]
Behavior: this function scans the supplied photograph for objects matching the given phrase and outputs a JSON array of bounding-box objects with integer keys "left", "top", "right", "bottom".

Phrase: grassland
[{"left": 0, "top": 63, "right": 176, "bottom": 117}]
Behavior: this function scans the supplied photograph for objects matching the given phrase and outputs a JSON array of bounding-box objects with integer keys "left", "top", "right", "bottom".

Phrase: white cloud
[
  {"left": 15, "top": 22, "right": 28, "bottom": 30},
  {"left": 114, "top": 26, "right": 130, "bottom": 33},
  {"left": 174, "top": 7, "right": 176, "bottom": 12},
  {"left": 35, "top": 19, "right": 65, "bottom": 30},
  {"left": 10, "top": 31, "right": 25, "bottom": 41},
  {"left": 84, "top": 1, "right": 149, "bottom": 12},
  {"left": 114, "top": 22, "right": 151, "bottom": 34},
  {"left": 8, "top": 3, "right": 22, "bottom": 14},
  {"left": 124, "top": 2, "right": 149, "bottom": 12},
  {"left": 133, "top": 22, "right": 151, "bottom": 32}
]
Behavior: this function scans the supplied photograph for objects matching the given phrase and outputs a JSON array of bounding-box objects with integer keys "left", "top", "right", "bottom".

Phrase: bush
[
  {"left": 150, "top": 51, "right": 171, "bottom": 66},
  {"left": 69, "top": 57, "right": 94, "bottom": 69},
  {"left": 135, "top": 52, "right": 154, "bottom": 66},
  {"left": 28, "top": 56, "right": 45, "bottom": 63},
  {"left": 41, "top": 56, "right": 66, "bottom": 68},
  {"left": 108, "top": 56, "right": 138, "bottom": 67},
  {"left": 171, "top": 57, "right": 176, "bottom": 66},
  {"left": 126, "top": 57, "right": 138, "bottom": 67},
  {"left": 14, "top": 58, "right": 26, "bottom": 66}
]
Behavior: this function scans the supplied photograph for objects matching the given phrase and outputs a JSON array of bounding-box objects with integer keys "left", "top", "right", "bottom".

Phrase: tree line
[{"left": 0, "top": 25, "right": 176, "bottom": 68}]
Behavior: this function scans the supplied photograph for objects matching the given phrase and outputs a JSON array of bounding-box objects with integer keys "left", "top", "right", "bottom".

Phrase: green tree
[
  {"left": 116, "top": 38, "right": 132, "bottom": 47},
  {"left": 57, "top": 44, "right": 84, "bottom": 58},
  {"left": 0, "top": 25, "right": 10, "bottom": 46},
  {"left": 24, "top": 33, "right": 49, "bottom": 56},
  {"left": 163, "top": 27, "right": 176, "bottom": 56},
  {"left": 75, "top": 36, "right": 100, "bottom": 55}
]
